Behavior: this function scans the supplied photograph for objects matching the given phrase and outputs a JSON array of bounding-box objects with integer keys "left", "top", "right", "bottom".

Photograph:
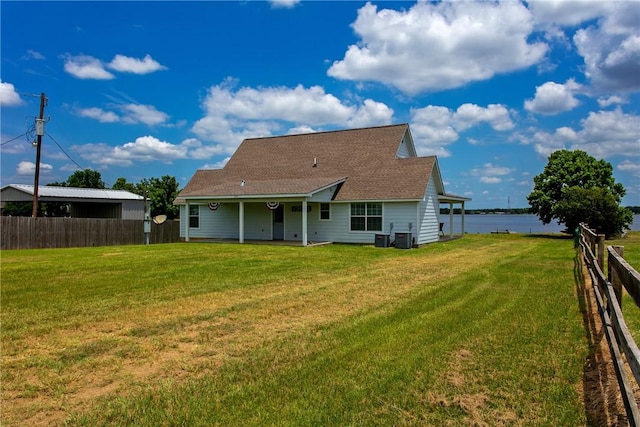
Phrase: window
[
  {"left": 189, "top": 205, "right": 199, "bottom": 228},
  {"left": 350, "top": 203, "right": 382, "bottom": 231},
  {"left": 320, "top": 203, "right": 331, "bottom": 220}
]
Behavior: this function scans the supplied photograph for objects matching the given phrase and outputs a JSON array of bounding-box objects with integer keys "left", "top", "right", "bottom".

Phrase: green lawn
[{"left": 1, "top": 234, "right": 596, "bottom": 425}]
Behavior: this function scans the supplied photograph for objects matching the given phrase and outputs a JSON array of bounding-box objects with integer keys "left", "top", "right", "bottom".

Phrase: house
[
  {"left": 175, "top": 123, "right": 470, "bottom": 246},
  {"left": 0, "top": 184, "right": 145, "bottom": 219}
]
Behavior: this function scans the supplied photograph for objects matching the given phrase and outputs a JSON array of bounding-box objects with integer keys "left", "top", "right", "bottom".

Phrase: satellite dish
[{"left": 153, "top": 214, "right": 167, "bottom": 224}]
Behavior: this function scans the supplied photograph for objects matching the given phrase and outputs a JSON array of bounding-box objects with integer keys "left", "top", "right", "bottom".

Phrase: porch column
[
  {"left": 239, "top": 201, "right": 245, "bottom": 243},
  {"left": 302, "top": 199, "right": 308, "bottom": 247},
  {"left": 461, "top": 201, "right": 466, "bottom": 235},
  {"left": 185, "top": 201, "right": 190, "bottom": 242},
  {"left": 449, "top": 202, "right": 454, "bottom": 238}
]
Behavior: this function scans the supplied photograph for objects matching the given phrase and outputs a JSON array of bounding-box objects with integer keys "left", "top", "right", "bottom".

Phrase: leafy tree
[
  {"left": 111, "top": 175, "right": 181, "bottom": 219},
  {"left": 2, "top": 201, "right": 35, "bottom": 216},
  {"left": 527, "top": 149, "right": 632, "bottom": 237},
  {"left": 138, "top": 175, "right": 180, "bottom": 219},
  {"left": 555, "top": 186, "right": 632, "bottom": 238},
  {"left": 65, "top": 169, "right": 106, "bottom": 189},
  {"left": 111, "top": 177, "right": 138, "bottom": 193}
]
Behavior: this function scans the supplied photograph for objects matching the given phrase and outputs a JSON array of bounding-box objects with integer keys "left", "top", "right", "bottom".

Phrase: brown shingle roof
[{"left": 177, "top": 124, "right": 436, "bottom": 202}]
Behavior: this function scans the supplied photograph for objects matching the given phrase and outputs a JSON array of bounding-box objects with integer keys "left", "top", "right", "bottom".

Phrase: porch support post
[
  {"left": 461, "top": 201, "right": 466, "bottom": 235},
  {"left": 302, "top": 199, "right": 308, "bottom": 247},
  {"left": 449, "top": 202, "right": 454, "bottom": 238},
  {"left": 239, "top": 201, "right": 245, "bottom": 243},
  {"left": 185, "top": 201, "right": 190, "bottom": 242}
]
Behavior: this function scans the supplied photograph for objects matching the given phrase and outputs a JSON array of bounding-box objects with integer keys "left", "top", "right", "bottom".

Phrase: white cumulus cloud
[
  {"left": 410, "top": 103, "right": 514, "bottom": 157},
  {"left": 108, "top": 54, "right": 167, "bottom": 74},
  {"left": 76, "top": 107, "right": 120, "bottom": 123},
  {"left": 71, "top": 136, "right": 227, "bottom": 167},
  {"left": 597, "top": 95, "right": 626, "bottom": 108},
  {"left": 75, "top": 103, "right": 170, "bottom": 126},
  {"left": 454, "top": 104, "right": 514, "bottom": 132},
  {"left": 328, "top": 1, "right": 547, "bottom": 95},
  {"left": 269, "top": 0, "right": 300, "bottom": 9},
  {"left": 63, "top": 54, "right": 115, "bottom": 80},
  {"left": 471, "top": 163, "right": 514, "bottom": 185},
  {"left": 120, "top": 104, "right": 169, "bottom": 126},
  {"left": 572, "top": 2, "right": 640, "bottom": 92},
  {"left": 0, "top": 81, "right": 23, "bottom": 106},
  {"left": 73, "top": 136, "right": 189, "bottom": 167},
  {"left": 16, "top": 161, "right": 53, "bottom": 175},
  {"left": 191, "top": 79, "right": 393, "bottom": 153},
  {"left": 532, "top": 108, "right": 640, "bottom": 158},
  {"left": 617, "top": 160, "right": 640, "bottom": 175},
  {"left": 528, "top": 0, "right": 613, "bottom": 27},
  {"left": 524, "top": 79, "right": 582, "bottom": 115},
  {"left": 409, "top": 106, "right": 459, "bottom": 157}
]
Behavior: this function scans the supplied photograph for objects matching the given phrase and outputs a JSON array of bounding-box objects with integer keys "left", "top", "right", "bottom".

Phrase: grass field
[{"left": 2, "top": 233, "right": 633, "bottom": 425}]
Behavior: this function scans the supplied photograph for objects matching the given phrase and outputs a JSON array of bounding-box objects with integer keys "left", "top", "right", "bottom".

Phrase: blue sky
[{"left": 1, "top": 0, "right": 639, "bottom": 209}]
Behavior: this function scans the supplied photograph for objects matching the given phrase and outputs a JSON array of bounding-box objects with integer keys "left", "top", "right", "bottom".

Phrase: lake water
[{"left": 444, "top": 214, "right": 640, "bottom": 235}]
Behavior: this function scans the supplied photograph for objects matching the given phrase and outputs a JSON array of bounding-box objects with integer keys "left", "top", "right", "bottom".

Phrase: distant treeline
[{"left": 442, "top": 206, "right": 640, "bottom": 215}]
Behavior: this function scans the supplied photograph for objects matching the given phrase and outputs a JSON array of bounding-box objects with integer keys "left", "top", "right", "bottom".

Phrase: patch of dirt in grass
[
  {"left": 424, "top": 348, "right": 518, "bottom": 426},
  {"left": 1, "top": 244, "right": 518, "bottom": 426},
  {"left": 446, "top": 348, "right": 472, "bottom": 388}
]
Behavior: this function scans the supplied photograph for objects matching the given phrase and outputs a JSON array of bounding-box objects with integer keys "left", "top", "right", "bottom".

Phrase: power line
[
  {"left": 1, "top": 132, "right": 28, "bottom": 146},
  {"left": 44, "top": 132, "right": 116, "bottom": 190},
  {"left": 45, "top": 132, "right": 85, "bottom": 170}
]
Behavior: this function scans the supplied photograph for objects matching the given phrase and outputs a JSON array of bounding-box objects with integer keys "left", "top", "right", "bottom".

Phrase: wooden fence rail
[
  {"left": 1, "top": 217, "right": 180, "bottom": 250},
  {"left": 579, "top": 223, "right": 640, "bottom": 425}
]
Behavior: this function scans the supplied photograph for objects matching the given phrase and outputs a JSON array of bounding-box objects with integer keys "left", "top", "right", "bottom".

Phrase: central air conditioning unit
[
  {"left": 374, "top": 233, "right": 390, "bottom": 248},
  {"left": 394, "top": 232, "right": 413, "bottom": 249}
]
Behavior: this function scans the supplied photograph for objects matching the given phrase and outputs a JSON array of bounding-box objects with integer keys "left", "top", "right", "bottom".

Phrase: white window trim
[
  {"left": 188, "top": 204, "right": 200, "bottom": 229},
  {"left": 319, "top": 203, "right": 331, "bottom": 221},
  {"left": 349, "top": 202, "right": 383, "bottom": 232}
]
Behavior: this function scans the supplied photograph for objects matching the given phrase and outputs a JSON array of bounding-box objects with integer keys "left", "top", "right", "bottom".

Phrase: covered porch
[
  {"left": 438, "top": 193, "right": 471, "bottom": 239},
  {"left": 184, "top": 197, "right": 316, "bottom": 247}
]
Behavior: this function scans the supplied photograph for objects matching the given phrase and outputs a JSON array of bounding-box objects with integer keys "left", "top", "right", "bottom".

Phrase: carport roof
[{"left": 1, "top": 184, "right": 144, "bottom": 201}]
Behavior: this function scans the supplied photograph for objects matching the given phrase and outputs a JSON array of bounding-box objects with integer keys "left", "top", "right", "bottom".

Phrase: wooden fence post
[
  {"left": 597, "top": 233, "right": 605, "bottom": 271},
  {"left": 610, "top": 246, "right": 624, "bottom": 309}
]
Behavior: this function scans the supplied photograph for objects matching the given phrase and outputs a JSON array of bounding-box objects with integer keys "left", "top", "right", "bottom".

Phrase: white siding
[
  {"left": 284, "top": 204, "right": 303, "bottom": 241},
  {"left": 307, "top": 202, "right": 343, "bottom": 242},
  {"left": 384, "top": 202, "right": 419, "bottom": 246},
  {"left": 396, "top": 136, "right": 411, "bottom": 158},
  {"left": 417, "top": 173, "right": 440, "bottom": 244},
  {"left": 309, "top": 185, "right": 338, "bottom": 202},
  {"left": 180, "top": 195, "right": 437, "bottom": 245},
  {"left": 244, "top": 203, "right": 272, "bottom": 240},
  {"left": 180, "top": 203, "right": 240, "bottom": 239},
  {"left": 307, "top": 201, "right": 421, "bottom": 245}
]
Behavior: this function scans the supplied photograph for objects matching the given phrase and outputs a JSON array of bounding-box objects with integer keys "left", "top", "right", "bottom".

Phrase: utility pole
[{"left": 32, "top": 92, "right": 47, "bottom": 218}]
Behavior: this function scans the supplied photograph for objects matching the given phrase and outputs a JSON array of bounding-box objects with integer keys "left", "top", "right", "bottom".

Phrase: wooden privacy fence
[
  {"left": 1, "top": 217, "right": 180, "bottom": 250},
  {"left": 579, "top": 223, "right": 640, "bottom": 425}
]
